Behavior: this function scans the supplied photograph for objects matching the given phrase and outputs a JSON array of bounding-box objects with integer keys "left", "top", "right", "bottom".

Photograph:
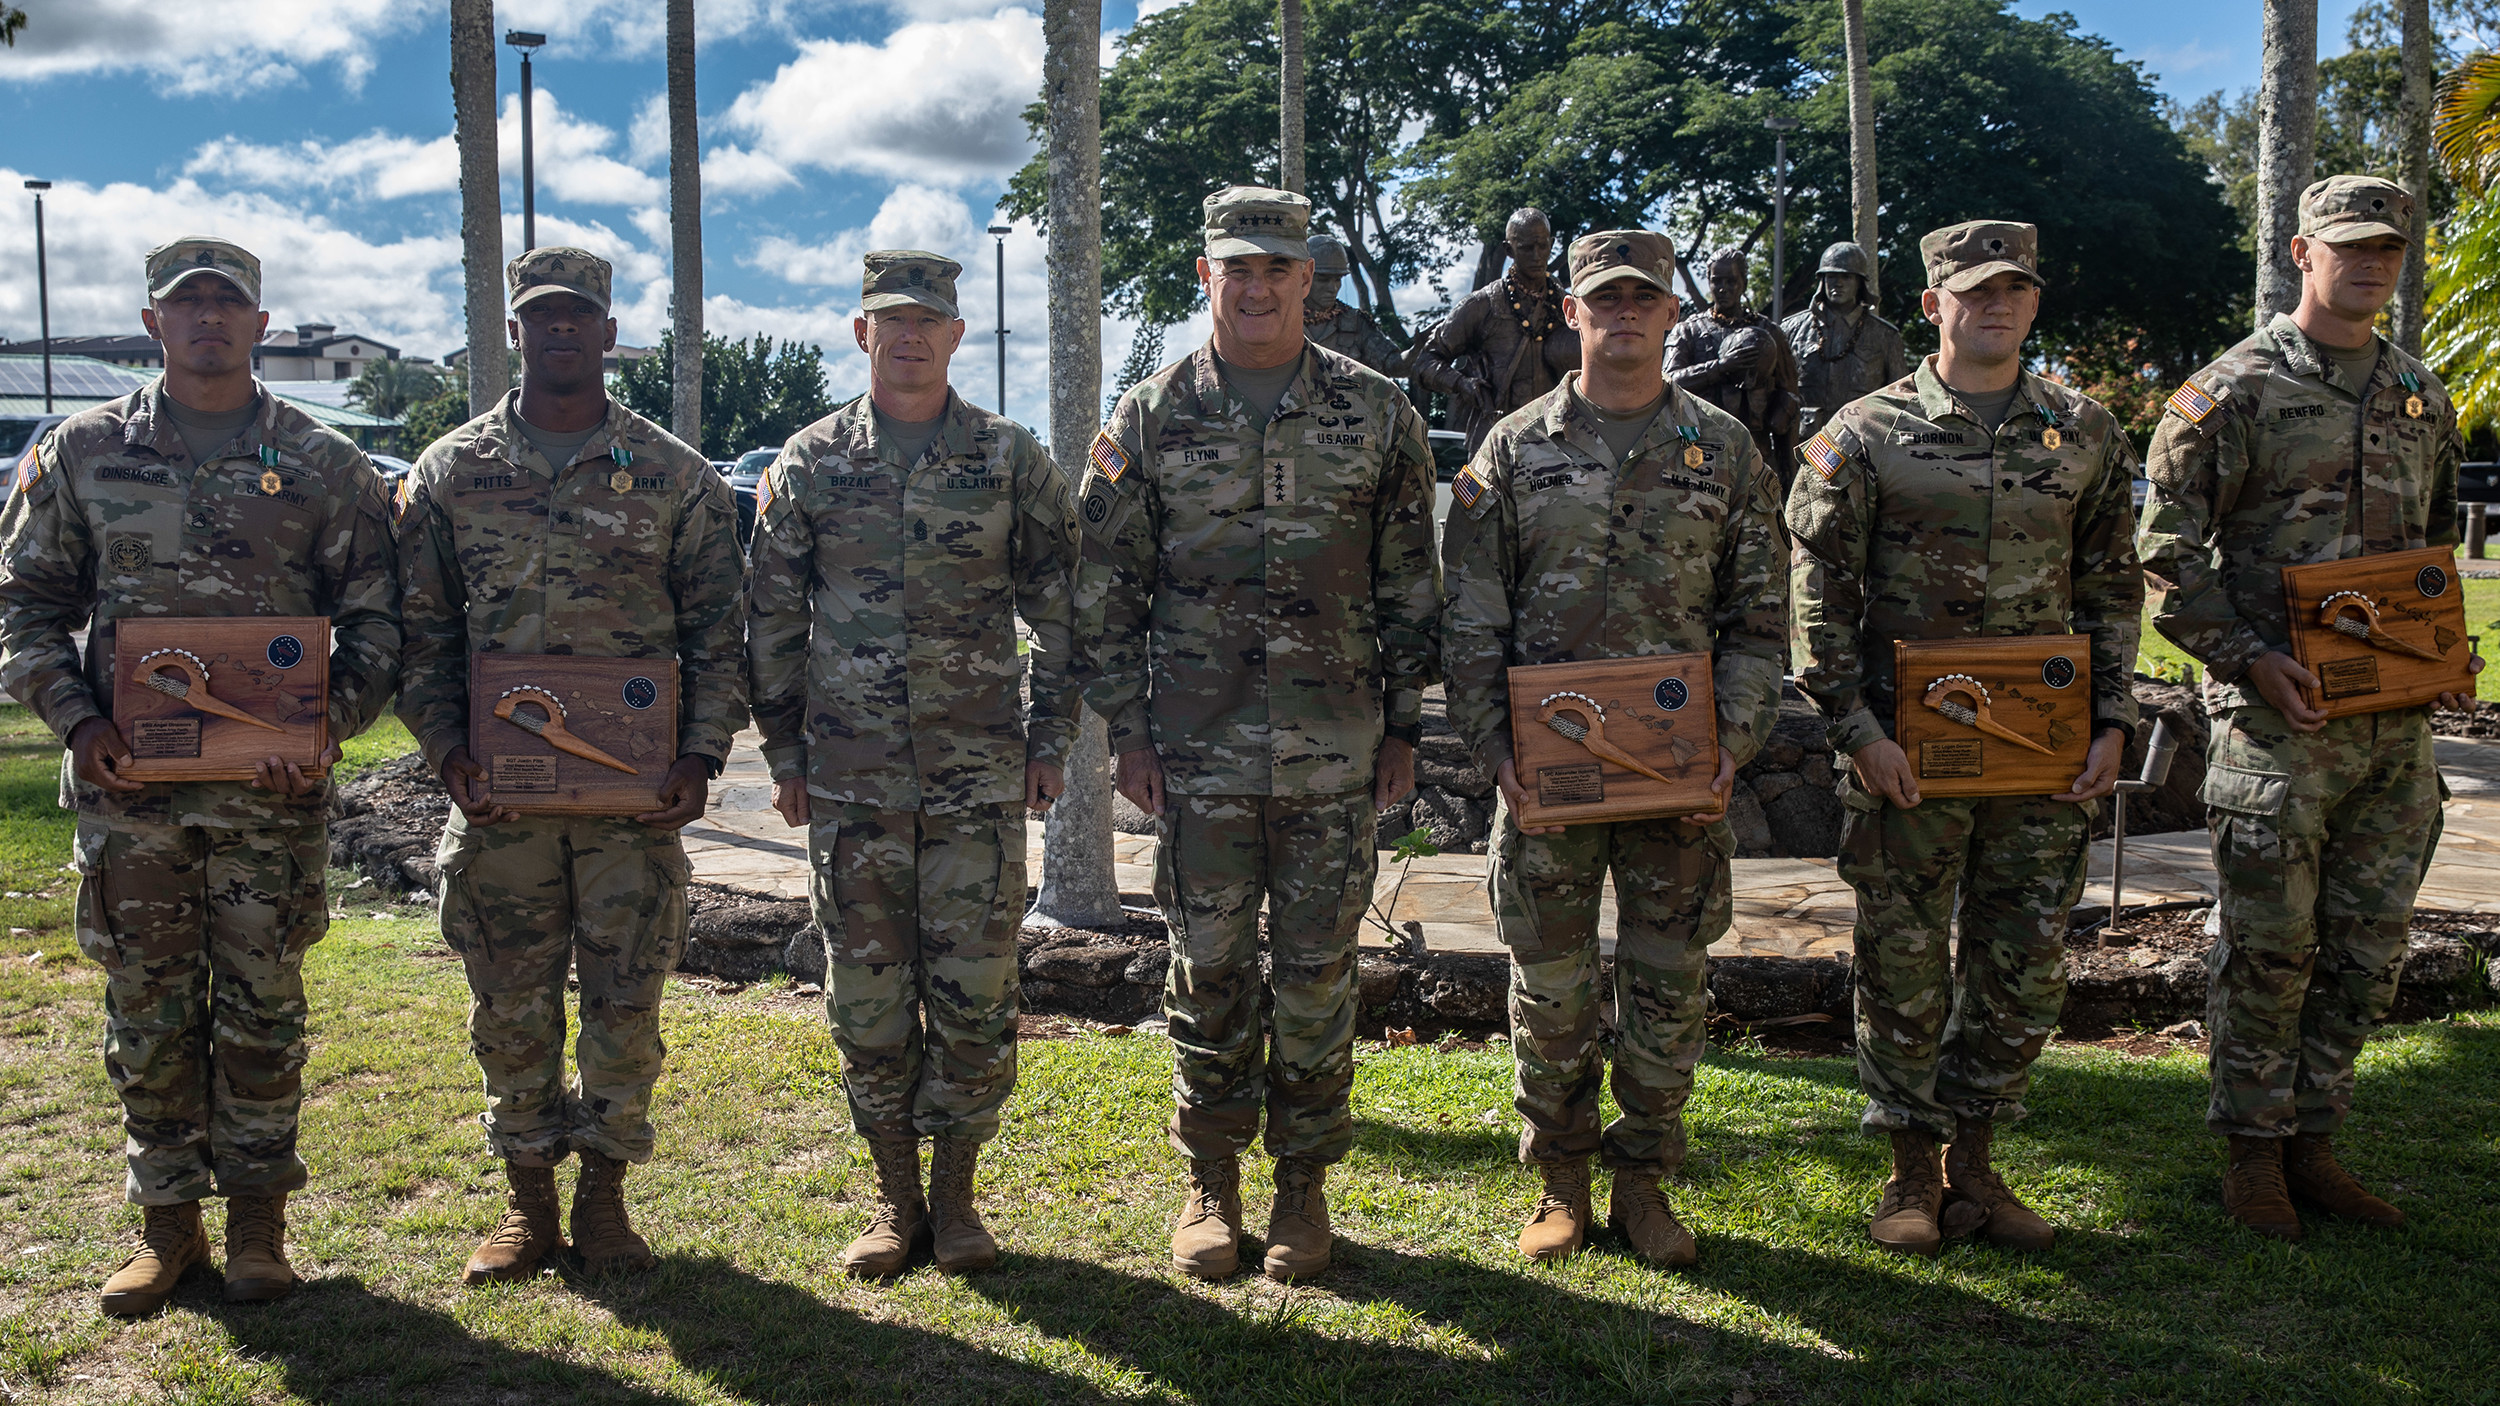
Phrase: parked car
[
  {"left": 1, "top": 413, "right": 68, "bottom": 492},
  {"left": 367, "top": 453, "right": 415, "bottom": 483},
  {"left": 729, "top": 447, "right": 776, "bottom": 545}
]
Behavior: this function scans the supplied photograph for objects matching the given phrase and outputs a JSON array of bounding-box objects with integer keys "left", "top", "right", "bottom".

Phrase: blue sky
[{"left": 0, "top": 0, "right": 2399, "bottom": 441}]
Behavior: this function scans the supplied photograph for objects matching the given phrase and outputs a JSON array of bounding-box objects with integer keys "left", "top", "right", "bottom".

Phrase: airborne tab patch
[
  {"left": 2165, "top": 380, "right": 2217, "bottom": 424},
  {"left": 1801, "top": 433, "right": 1846, "bottom": 481},
  {"left": 1087, "top": 430, "right": 1129, "bottom": 484}
]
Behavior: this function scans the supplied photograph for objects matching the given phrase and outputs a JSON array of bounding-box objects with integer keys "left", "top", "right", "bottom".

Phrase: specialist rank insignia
[
  {"left": 1451, "top": 463, "right": 1487, "bottom": 509},
  {"left": 1087, "top": 429, "right": 1129, "bottom": 484},
  {"left": 2165, "top": 380, "right": 2217, "bottom": 424},
  {"left": 1801, "top": 433, "right": 1845, "bottom": 481}
]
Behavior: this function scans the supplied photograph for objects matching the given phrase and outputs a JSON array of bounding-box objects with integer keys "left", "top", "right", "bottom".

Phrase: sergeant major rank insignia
[
  {"left": 1087, "top": 430, "right": 1128, "bottom": 485},
  {"left": 1801, "top": 433, "right": 1845, "bottom": 481}
]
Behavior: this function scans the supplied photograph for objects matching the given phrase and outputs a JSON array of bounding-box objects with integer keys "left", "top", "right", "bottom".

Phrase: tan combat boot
[
  {"left": 1170, "top": 1156, "right": 1243, "bottom": 1279},
  {"left": 463, "top": 1163, "right": 567, "bottom": 1285},
  {"left": 222, "top": 1192, "right": 297, "bottom": 1302},
  {"left": 1940, "top": 1119, "right": 2054, "bottom": 1251},
  {"left": 1518, "top": 1158, "right": 1591, "bottom": 1263},
  {"left": 2222, "top": 1135, "right": 2304, "bottom": 1242},
  {"left": 843, "top": 1137, "right": 927, "bottom": 1279},
  {"left": 2284, "top": 1132, "right": 2405, "bottom": 1228},
  {"left": 99, "top": 1201, "right": 210, "bottom": 1317},
  {"left": 927, "top": 1137, "right": 998, "bottom": 1273},
  {"left": 571, "top": 1150, "right": 656, "bottom": 1274},
  {"left": 1263, "top": 1157, "right": 1332, "bottom": 1282},
  {"left": 1607, "top": 1167, "right": 1698, "bottom": 1267},
  {"left": 1869, "top": 1130, "right": 1945, "bottom": 1257}
]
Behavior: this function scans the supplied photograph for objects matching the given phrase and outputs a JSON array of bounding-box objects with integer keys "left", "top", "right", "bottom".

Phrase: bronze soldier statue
[
  {"left": 1783, "top": 241, "right": 1907, "bottom": 443},
  {"left": 1411, "top": 207, "right": 1582, "bottom": 452},
  {"left": 1666, "top": 248, "right": 1802, "bottom": 479},
  {"left": 1304, "top": 235, "right": 1408, "bottom": 376}
]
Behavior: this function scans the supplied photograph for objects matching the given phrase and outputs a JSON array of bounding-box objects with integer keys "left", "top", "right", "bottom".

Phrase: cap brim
[
  {"left": 1936, "top": 260, "right": 2046, "bottom": 293},
  {"left": 148, "top": 268, "right": 256, "bottom": 303},
  {"left": 1204, "top": 234, "right": 1310, "bottom": 261},
  {"left": 510, "top": 282, "right": 609, "bottom": 313},
  {"left": 1569, "top": 267, "right": 1675, "bottom": 299},
  {"left": 2311, "top": 220, "right": 2408, "bottom": 245},
  {"left": 862, "top": 290, "right": 961, "bottom": 319}
]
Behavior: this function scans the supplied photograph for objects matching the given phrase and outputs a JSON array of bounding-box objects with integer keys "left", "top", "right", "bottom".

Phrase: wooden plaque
[
  {"left": 112, "top": 618, "right": 330, "bottom": 782},
  {"left": 1505, "top": 654, "right": 1719, "bottom": 827},
  {"left": 1892, "top": 635, "right": 2092, "bottom": 798},
  {"left": 467, "top": 654, "right": 679, "bottom": 815},
  {"left": 2282, "top": 545, "right": 2475, "bottom": 718}
]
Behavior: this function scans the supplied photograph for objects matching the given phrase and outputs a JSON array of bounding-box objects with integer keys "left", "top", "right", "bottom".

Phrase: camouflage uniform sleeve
[
  {"left": 670, "top": 460, "right": 750, "bottom": 769},
  {"left": 2139, "top": 376, "right": 2274, "bottom": 683},
  {"left": 2071, "top": 409, "right": 2144, "bottom": 738},
  {"left": 1710, "top": 429, "right": 1789, "bottom": 769},
  {"left": 319, "top": 451, "right": 403, "bottom": 742},
  {"left": 0, "top": 433, "right": 106, "bottom": 742},
  {"left": 1013, "top": 430, "right": 1080, "bottom": 769},
  {"left": 1785, "top": 410, "right": 1885, "bottom": 754},
  {"left": 744, "top": 443, "right": 813, "bottom": 783},
  {"left": 1074, "top": 398, "right": 1159, "bottom": 755},
  {"left": 1439, "top": 439, "right": 1519, "bottom": 777},
  {"left": 1375, "top": 400, "right": 1441, "bottom": 732},
  {"left": 393, "top": 459, "right": 471, "bottom": 773}
]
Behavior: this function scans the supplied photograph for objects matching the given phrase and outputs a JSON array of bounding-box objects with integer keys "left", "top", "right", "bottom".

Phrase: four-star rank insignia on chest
[
  {"left": 1087, "top": 429, "right": 1128, "bottom": 485},
  {"left": 2166, "top": 380, "right": 2217, "bottom": 424},
  {"left": 1801, "top": 432, "right": 1845, "bottom": 481}
]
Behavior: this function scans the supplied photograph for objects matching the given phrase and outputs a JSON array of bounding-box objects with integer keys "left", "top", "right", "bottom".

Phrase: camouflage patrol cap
[
  {"left": 1202, "top": 185, "right": 1310, "bottom": 261},
  {"left": 1307, "top": 234, "right": 1351, "bottom": 279},
  {"left": 1920, "top": 219, "right": 2045, "bottom": 292},
  {"left": 1565, "top": 229, "right": 1677, "bottom": 298},
  {"left": 861, "top": 249, "right": 962, "bottom": 318},
  {"left": 2299, "top": 174, "right": 2414, "bottom": 244},
  {"left": 506, "top": 246, "right": 612, "bottom": 313},
  {"left": 145, "top": 237, "right": 261, "bottom": 304}
]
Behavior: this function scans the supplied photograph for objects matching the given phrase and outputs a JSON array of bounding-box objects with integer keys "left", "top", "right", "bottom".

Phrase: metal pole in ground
[{"left": 26, "top": 181, "right": 53, "bottom": 414}]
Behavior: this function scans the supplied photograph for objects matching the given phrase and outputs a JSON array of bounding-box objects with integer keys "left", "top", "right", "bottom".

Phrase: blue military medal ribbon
[
  {"left": 1676, "top": 423, "right": 1704, "bottom": 469},
  {"left": 2400, "top": 371, "right": 2425, "bottom": 419}
]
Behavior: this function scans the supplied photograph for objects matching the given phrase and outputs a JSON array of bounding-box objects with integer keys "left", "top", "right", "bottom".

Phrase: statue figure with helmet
[
  {"left": 1665, "top": 246, "right": 1803, "bottom": 480},
  {"left": 1303, "top": 234, "right": 1410, "bottom": 376},
  {"left": 1782, "top": 240, "right": 1909, "bottom": 445}
]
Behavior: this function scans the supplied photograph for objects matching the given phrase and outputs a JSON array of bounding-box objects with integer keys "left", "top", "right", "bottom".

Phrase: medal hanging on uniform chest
[
  {"left": 2400, "top": 371, "right": 2425, "bottom": 420},
  {"left": 1675, "top": 424, "right": 1704, "bottom": 469},
  {"left": 607, "top": 442, "right": 634, "bottom": 493},
  {"left": 257, "top": 445, "right": 283, "bottom": 495},
  {"left": 2032, "top": 400, "right": 2064, "bottom": 452}
]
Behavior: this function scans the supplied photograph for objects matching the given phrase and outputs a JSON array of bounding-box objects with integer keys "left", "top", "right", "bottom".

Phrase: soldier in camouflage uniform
[
  {"left": 397, "top": 247, "right": 747, "bottom": 1282},
  {"left": 1442, "top": 229, "right": 1787, "bottom": 1267},
  {"left": 0, "top": 237, "right": 400, "bottom": 1313},
  {"left": 1303, "top": 235, "right": 1408, "bottom": 376},
  {"left": 2140, "top": 175, "right": 2469, "bottom": 1242},
  {"left": 1789, "top": 221, "right": 2141, "bottom": 1257},
  {"left": 747, "top": 250, "right": 1078, "bottom": 1278},
  {"left": 1077, "top": 185, "right": 1439, "bottom": 1282}
]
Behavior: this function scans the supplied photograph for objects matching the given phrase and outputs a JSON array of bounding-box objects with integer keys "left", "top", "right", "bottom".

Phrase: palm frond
[
  {"left": 2435, "top": 52, "right": 2500, "bottom": 194},
  {"left": 2425, "top": 188, "right": 2500, "bottom": 435}
]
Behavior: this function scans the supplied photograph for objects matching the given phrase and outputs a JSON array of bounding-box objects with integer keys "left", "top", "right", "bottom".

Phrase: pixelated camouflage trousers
[
  {"left": 1156, "top": 791, "right": 1376, "bottom": 1163},
  {"left": 1489, "top": 807, "right": 1728, "bottom": 1171},
  {"left": 810, "top": 802, "right": 1023, "bottom": 1144},
  {"left": 2202, "top": 704, "right": 2441, "bottom": 1139},
  {"left": 72, "top": 818, "right": 327, "bottom": 1205},
  {"left": 1837, "top": 785, "right": 2088, "bottom": 1139},
  {"left": 437, "top": 814, "right": 690, "bottom": 1167}
]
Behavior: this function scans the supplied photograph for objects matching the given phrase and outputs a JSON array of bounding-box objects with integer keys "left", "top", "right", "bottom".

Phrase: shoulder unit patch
[
  {"left": 1087, "top": 429, "right": 1129, "bottom": 485},
  {"left": 1801, "top": 432, "right": 1846, "bottom": 481},
  {"left": 2165, "top": 380, "right": 2218, "bottom": 424}
]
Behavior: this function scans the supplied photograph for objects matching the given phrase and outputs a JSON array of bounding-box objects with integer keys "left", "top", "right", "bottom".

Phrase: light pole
[
  {"left": 1764, "top": 116, "right": 1800, "bottom": 322},
  {"left": 24, "top": 180, "right": 51, "bottom": 414},
  {"left": 987, "top": 224, "right": 1013, "bottom": 412},
  {"left": 505, "top": 30, "right": 546, "bottom": 251}
]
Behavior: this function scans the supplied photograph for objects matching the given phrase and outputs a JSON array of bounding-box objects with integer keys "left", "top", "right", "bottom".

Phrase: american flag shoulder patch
[
  {"left": 1801, "top": 433, "right": 1846, "bottom": 481},
  {"left": 1451, "top": 464, "right": 1487, "bottom": 509},
  {"left": 391, "top": 471, "right": 415, "bottom": 520},
  {"left": 16, "top": 442, "right": 43, "bottom": 493},
  {"left": 754, "top": 466, "right": 776, "bottom": 522},
  {"left": 1087, "top": 430, "right": 1129, "bottom": 484},
  {"left": 2165, "top": 380, "right": 2217, "bottom": 424}
]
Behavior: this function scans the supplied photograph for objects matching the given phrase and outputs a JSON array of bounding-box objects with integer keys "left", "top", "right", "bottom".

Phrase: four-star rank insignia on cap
[
  {"left": 2165, "top": 380, "right": 2217, "bottom": 424},
  {"left": 1087, "top": 429, "right": 1128, "bottom": 485},
  {"left": 1451, "top": 463, "right": 1487, "bottom": 509},
  {"left": 1801, "top": 432, "right": 1845, "bottom": 481}
]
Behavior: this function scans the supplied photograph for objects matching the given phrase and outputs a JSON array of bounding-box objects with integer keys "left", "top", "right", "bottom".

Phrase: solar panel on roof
[{"left": 0, "top": 356, "right": 153, "bottom": 398}]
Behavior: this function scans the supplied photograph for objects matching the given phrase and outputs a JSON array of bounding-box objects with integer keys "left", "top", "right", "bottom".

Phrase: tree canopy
[{"left": 614, "top": 333, "right": 834, "bottom": 460}]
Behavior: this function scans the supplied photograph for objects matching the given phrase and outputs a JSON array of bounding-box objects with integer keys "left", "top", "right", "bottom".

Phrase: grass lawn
[
  {"left": 3, "top": 707, "right": 2498, "bottom": 1403},
  {"left": 2139, "top": 579, "right": 2500, "bottom": 701}
]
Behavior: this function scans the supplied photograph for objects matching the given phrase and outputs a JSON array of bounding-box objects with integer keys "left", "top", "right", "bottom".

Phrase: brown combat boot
[
  {"left": 1170, "top": 1156, "right": 1243, "bottom": 1279},
  {"left": 99, "top": 1201, "right": 210, "bottom": 1317},
  {"left": 1607, "top": 1168, "right": 1698, "bottom": 1267},
  {"left": 463, "top": 1163, "right": 567, "bottom": 1285},
  {"left": 571, "top": 1150, "right": 656, "bottom": 1274},
  {"left": 1869, "top": 1130, "right": 1945, "bottom": 1257},
  {"left": 1263, "top": 1157, "right": 1332, "bottom": 1282},
  {"left": 1518, "top": 1158, "right": 1592, "bottom": 1263},
  {"left": 2284, "top": 1133, "right": 2406, "bottom": 1228},
  {"left": 2222, "top": 1135, "right": 2304, "bottom": 1242},
  {"left": 844, "top": 1137, "right": 927, "bottom": 1278},
  {"left": 222, "top": 1192, "right": 297, "bottom": 1302},
  {"left": 927, "top": 1137, "right": 998, "bottom": 1273},
  {"left": 1940, "top": 1119, "right": 2054, "bottom": 1251}
]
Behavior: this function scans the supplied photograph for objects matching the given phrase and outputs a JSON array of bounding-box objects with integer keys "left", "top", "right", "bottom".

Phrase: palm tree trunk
[
  {"left": 449, "top": 0, "right": 506, "bottom": 416},
  {"left": 1279, "top": 0, "right": 1305, "bottom": 194},
  {"left": 2257, "top": 0, "right": 2320, "bottom": 325},
  {"left": 1029, "top": 0, "right": 1122, "bottom": 932},
  {"left": 2394, "top": 0, "right": 2433, "bottom": 353},
  {"left": 667, "top": 0, "right": 703, "bottom": 449},
  {"left": 1843, "top": 0, "right": 1879, "bottom": 303}
]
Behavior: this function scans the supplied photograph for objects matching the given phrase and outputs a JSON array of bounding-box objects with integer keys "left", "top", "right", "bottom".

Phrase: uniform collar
[
  {"left": 125, "top": 375, "right": 283, "bottom": 465},
  {"left": 2265, "top": 312, "right": 2402, "bottom": 398},
  {"left": 1910, "top": 354, "right": 2060, "bottom": 430},
  {"left": 1188, "top": 339, "right": 1317, "bottom": 425},
  {"left": 1542, "top": 371, "right": 1695, "bottom": 467},
  {"left": 848, "top": 386, "right": 980, "bottom": 468},
  {"left": 483, "top": 389, "right": 634, "bottom": 477}
]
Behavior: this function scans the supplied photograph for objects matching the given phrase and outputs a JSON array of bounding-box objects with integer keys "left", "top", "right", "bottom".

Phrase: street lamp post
[
  {"left": 1764, "top": 116, "right": 1800, "bottom": 322},
  {"left": 506, "top": 31, "right": 547, "bottom": 251},
  {"left": 987, "top": 224, "right": 1013, "bottom": 412},
  {"left": 24, "top": 180, "right": 52, "bottom": 414}
]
